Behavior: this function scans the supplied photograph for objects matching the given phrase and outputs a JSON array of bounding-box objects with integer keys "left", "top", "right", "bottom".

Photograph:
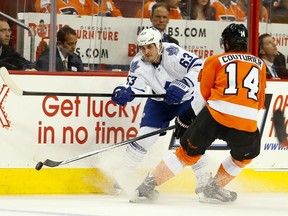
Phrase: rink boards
[
  {"left": 0, "top": 168, "right": 288, "bottom": 194},
  {"left": 0, "top": 72, "right": 287, "bottom": 194}
]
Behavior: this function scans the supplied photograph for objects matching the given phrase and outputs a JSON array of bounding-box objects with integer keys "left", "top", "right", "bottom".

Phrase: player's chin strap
[{"left": 151, "top": 44, "right": 164, "bottom": 63}]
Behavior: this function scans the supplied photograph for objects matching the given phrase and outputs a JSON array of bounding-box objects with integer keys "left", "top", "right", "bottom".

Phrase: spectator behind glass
[
  {"left": 34, "top": 0, "right": 86, "bottom": 15},
  {"left": 36, "top": 25, "right": 84, "bottom": 72},
  {"left": 83, "top": 0, "right": 122, "bottom": 17},
  {"left": 258, "top": 33, "right": 288, "bottom": 79},
  {"left": 211, "top": 0, "right": 244, "bottom": 21},
  {"left": 261, "top": 5, "right": 269, "bottom": 22},
  {"left": 271, "top": 0, "right": 288, "bottom": 23},
  {"left": 189, "top": 0, "right": 216, "bottom": 20},
  {"left": 236, "top": 0, "right": 248, "bottom": 21},
  {"left": 135, "top": 0, "right": 183, "bottom": 19},
  {"left": 0, "top": 17, "right": 35, "bottom": 70},
  {"left": 150, "top": 2, "right": 179, "bottom": 45}
]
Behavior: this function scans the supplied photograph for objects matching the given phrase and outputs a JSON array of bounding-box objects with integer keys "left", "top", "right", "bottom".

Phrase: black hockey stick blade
[
  {"left": 272, "top": 109, "right": 288, "bottom": 147},
  {"left": 0, "top": 67, "right": 165, "bottom": 98},
  {"left": 37, "top": 125, "right": 176, "bottom": 170}
]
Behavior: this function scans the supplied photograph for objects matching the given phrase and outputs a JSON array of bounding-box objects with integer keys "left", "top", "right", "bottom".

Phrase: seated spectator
[
  {"left": 34, "top": 0, "right": 86, "bottom": 15},
  {"left": 258, "top": 33, "right": 288, "bottom": 79},
  {"left": 236, "top": 0, "right": 247, "bottom": 21},
  {"left": 150, "top": 2, "right": 179, "bottom": 44},
  {"left": 0, "top": 17, "right": 35, "bottom": 70},
  {"left": 189, "top": 0, "right": 216, "bottom": 20},
  {"left": 260, "top": 4, "right": 269, "bottom": 22},
  {"left": 178, "top": 0, "right": 189, "bottom": 18},
  {"left": 36, "top": 25, "right": 83, "bottom": 72},
  {"left": 271, "top": 0, "right": 288, "bottom": 23},
  {"left": 211, "top": 0, "right": 244, "bottom": 21},
  {"left": 135, "top": 0, "right": 156, "bottom": 18},
  {"left": 135, "top": 0, "right": 183, "bottom": 19},
  {"left": 83, "top": 0, "right": 122, "bottom": 17}
]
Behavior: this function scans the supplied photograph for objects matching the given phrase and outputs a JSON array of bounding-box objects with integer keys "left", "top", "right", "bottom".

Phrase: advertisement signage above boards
[
  {"left": 19, "top": 13, "right": 288, "bottom": 67},
  {"left": 0, "top": 73, "right": 287, "bottom": 170}
]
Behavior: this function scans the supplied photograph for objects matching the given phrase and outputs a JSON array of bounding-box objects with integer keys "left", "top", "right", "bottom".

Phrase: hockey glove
[
  {"left": 111, "top": 86, "right": 135, "bottom": 106},
  {"left": 174, "top": 106, "right": 196, "bottom": 139},
  {"left": 166, "top": 79, "right": 190, "bottom": 105}
]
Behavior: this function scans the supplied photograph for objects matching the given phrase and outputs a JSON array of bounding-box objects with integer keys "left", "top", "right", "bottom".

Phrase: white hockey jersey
[{"left": 125, "top": 42, "right": 203, "bottom": 103}]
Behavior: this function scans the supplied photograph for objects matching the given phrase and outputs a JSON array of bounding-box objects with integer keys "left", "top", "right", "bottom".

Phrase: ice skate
[
  {"left": 129, "top": 173, "right": 159, "bottom": 203},
  {"left": 193, "top": 171, "right": 212, "bottom": 203},
  {"left": 197, "top": 178, "right": 237, "bottom": 204}
]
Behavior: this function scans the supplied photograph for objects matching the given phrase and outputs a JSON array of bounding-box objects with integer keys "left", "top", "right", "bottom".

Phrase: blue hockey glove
[
  {"left": 111, "top": 86, "right": 135, "bottom": 106},
  {"left": 166, "top": 79, "right": 190, "bottom": 105}
]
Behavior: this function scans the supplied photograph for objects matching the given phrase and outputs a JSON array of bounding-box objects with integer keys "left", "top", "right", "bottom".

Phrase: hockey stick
[
  {"left": 35, "top": 125, "right": 176, "bottom": 170},
  {"left": 272, "top": 109, "right": 288, "bottom": 147},
  {"left": 0, "top": 67, "right": 165, "bottom": 98}
]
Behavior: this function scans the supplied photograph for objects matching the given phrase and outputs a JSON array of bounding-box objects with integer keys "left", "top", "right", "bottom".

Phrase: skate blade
[
  {"left": 129, "top": 190, "right": 148, "bottom": 203},
  {"left": 129, "top": 193, "right": 159, "bottom": 203},
  {"left": 197, "top": 192, "right": 234, "bottom": 204},
  {"left": 129, "top": 197, "right": 145, "bottom": 203}
]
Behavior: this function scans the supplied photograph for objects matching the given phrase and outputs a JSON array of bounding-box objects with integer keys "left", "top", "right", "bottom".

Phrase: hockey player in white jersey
[{"left": 111, "top": 27, "right": 210, "bottom": 201}]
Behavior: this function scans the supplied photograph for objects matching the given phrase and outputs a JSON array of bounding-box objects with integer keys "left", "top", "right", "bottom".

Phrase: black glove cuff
[
  {"left": 175, "top": 117, "right": 189, "bottom": 129},
  {"left": 179, "top": 106, "right": 196, "bottom": 126}
]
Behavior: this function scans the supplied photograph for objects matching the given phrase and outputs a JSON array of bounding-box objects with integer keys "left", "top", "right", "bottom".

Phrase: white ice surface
[{"left": 0, "top": 193, "right": 287, "bottom": 216}]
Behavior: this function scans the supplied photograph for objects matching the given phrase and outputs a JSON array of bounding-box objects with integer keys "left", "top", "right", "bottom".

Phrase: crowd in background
[
  {"left": 29, "top": 0, "right": 288, "bottom": 23},
  {"left": 0, "top": 0, "right": 288, "bottom": 78}
]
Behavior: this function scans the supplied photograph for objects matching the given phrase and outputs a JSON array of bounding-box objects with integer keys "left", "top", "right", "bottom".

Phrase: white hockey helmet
[{"left": 137, "top": 27, "right": 162, "bottom": 52}]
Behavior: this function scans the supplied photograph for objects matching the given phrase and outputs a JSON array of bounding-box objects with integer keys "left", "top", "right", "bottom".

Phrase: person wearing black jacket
[
  {"left": 150, "top": 2, "right": 179, "bottom": 45},
  {"left": 36, "top": 25, "right": 83, "bottom": 72},
  {"left": 0, "top": 17, "right": 35, "bottom": 70},
  {"left": 274, "top": 51, "right": 288, "bottom": 78}
]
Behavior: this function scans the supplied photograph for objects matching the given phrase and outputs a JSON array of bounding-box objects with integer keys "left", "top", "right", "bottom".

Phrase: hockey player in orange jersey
[{"left": 130, "top": 23, "right": 266, "bottom": 203}]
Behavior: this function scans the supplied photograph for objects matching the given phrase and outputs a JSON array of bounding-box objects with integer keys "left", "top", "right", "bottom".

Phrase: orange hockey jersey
[
  {"left": 83, "top": 0, "right": 122, "bottom": 17},
  {"left": 34, "top": 0, "right": 86, "bottom": 15},
  {"left": 198, "top": 52, "right": 266, "bottom": 132}
]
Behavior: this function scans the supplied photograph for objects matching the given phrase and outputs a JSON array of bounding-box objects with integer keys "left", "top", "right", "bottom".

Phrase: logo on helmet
[
  {"left": 240, "top": 30, "right": 246, "bottom": 37},
  {"left": 148, "top": 38, "right": 154, "bottom": 42}
]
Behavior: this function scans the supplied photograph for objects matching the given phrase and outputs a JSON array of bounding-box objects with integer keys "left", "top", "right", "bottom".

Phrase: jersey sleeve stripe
[
  {"left": 183, "top": 77, "right": 194, "bottom": 87},
  {"left": 187, "top": 58, "right": 202, "bottom": 72}
]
